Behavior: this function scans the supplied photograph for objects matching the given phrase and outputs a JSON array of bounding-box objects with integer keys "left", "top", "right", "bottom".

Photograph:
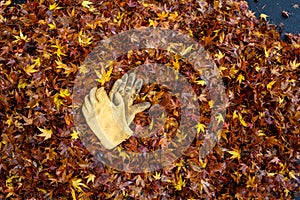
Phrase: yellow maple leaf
[
  {"left": 149, "top": 19, "right": 157, "bottom": 27},
  {"left": 85, "top": 174, "right": 96, "bottom": 184},
  {"left": 48, "top": 22, "right": 56, "bottom": 30},
  {"left": 195, "top": 122, "right": 206, "bottom": 133},
  {"left": 59, "top": 88, "right": 71, "bottom": 98},
  {"left": 194, "top": 80, "right": 206, "bottom": 86},
  {"left": 78, "top": 33, "right": 93, "bottom": 46},
  {"left": 174, "top": 175, "right": 186, "bottom": 191},
  {"left": 237, "top": 74, "right": 245, "bottom": 84},
  {"left": 55, "top": 60, "right": 77, "bottom": 76},
  {"left": 37, "top": 128, "right": 53, "bottom": 141},
  {"left": 259, "top": 13, "right": 268, "bottom": 21},
  {"left": 14, "top": 29, "right": 29, "bottom": 43},
  {"left": 227, "top": 148, "right": 241, "bottom": 160},
  {"left": 71, "top": 178, "right": 89, "bottom": 192},
  {"left": 199, "top": 158, "right": 207, "bottom": 168},
  {"left": 168, "top": 11, "right": 178, "bottom": 21},
  {"left": 153, "top": 172, "right": 161, "bottom": 180},
  {"left": 96, "top": 67, "right": 113, "bottom": 86},
  {"left": 81, "top": 0, "right": 93, "bottom": 8},
  {"left": 246, "top": 175, "right": 256, "bottom": 188},
  {"left": 71, "top": 130, "right": 80, "bottom": 140},
  {"left": 49, "top": 2, "right": 63, "bottom": 10},
  {"left": 51, "top": 40, "right": 66, "bottom": 58},
  {"left": 289, "top": 59, "right": 300, "bottom": 70},
  {"left": 24, "top": 64, "right": 38, "bottom": 75},
  {"left": 215, "top": 50, "right": 225, "bottom": 60},
  {"left": 156, "top": 11, "right": 168, "bottom": 20}
]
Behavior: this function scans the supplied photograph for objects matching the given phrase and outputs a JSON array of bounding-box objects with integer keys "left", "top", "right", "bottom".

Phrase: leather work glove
[{"left": 82, "top": 73, "right": 151, "bottom": 149}]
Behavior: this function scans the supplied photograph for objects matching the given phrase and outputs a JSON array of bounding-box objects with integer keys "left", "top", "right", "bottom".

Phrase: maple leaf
[
  {"left": 289, "top": 59, "right": 300, "bottom": 70},
  {"left": 71, "top": 130, "right": 80, "bottom": 140},
  {"left": 51, "top": 40, "right": 66, "bottom": 58},
  {"left": 24, "top": 64, "right": 37, "bottom": 76},
  {"left": 227, "top": 148, "right": 241, "bottom": 160},
  {"left": 174, "top": 175, "right": 186, "bottom": 191},
  {"left": 259, "top": 13, "right": 268, "bottom": 21},
  {"left": 78, "top": 30, "right": 93, "bottom": 46},
  {"left": 48, "top": 22, "right": 56, "bottom": 30},
  {"left": 149, "top": 19, "right": 157, "bottom": 27},
  {"left": 194, "top": 79, "right": 206, "bottom": 86},
  {"left": 49, "top": 2, "right": 63, "bottom": 10},
  {"left": 55, "top": 60, "right": 77, "bottom": 76},
  {"left": 37, "top": 128, "right": 53, "bottom": 141},
  {"left": 14, "top": 29, "right": 29, "bottom": 43},
  {"left": 168, "top": 11, "right": 178, "bottom": 21},
  {"left": 195, "top": 122, "right": 206, "bottom": 133},
  {"left": 236, "top": 74, "right": 245, "bottom": 84},
  {"left": 156, "top": 11, "right": 168, "bottom": 20},
  {"left": 85, "top": 174, "right": 96, "bottom": 184},
  {"left": 81, "top": 0, "right": 93, "bottom": 8},
  {"left": 215, "top": 50, "right": 225, "bottom": 60},
  {"left": 59, "top": 88, "right": 71, "bottom": 98},
  {"left": 96, "top": 66, "right": 113, "bottom": 86},
  {"left": 246, "top": 175, "right": 256, "bottom": 188},
  {"left": 71, "top": 178, "right": 89, "bottom": 192},
  {"left": 153, "top": 172, "right": 161, "bottom": 180}
]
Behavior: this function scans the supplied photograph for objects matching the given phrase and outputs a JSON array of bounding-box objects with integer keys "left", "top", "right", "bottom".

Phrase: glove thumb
[{"left": 95, "top": 87, "right": 110, "bottom": 105}]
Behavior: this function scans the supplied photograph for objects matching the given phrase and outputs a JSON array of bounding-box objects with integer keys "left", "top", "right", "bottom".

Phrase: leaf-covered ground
[{"left": 0, "top": 0, "right": 299, "bottom": 199}]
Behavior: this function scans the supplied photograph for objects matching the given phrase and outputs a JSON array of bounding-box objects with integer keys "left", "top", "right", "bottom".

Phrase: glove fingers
[
  {"left": 128, "top": 78, "right": 143, "bottom": 105},
  {"left": 113, "top": 92, "right": 124, "bottom": 107},
  {"left": 109, "top": 79, "right": 122, "bottom": 101},
  {"left": 133, "top": 78, "right": 143, "bottom": 95},
  {"left": 125, "top": 73, "right": 135, "bottom": 93},
  {"left": 118, "top": 73, "right": 128, "bottom": 95},
  {"left": 131, "top": 102, "right": 151, "bottom": 115}
]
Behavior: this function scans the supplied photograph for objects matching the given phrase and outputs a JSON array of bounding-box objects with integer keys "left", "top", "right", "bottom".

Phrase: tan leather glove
[{"left": 82, "top": 73, "right": 150, "bottom": 149}]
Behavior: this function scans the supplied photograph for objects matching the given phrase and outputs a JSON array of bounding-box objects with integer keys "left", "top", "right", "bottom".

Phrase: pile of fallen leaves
[{"left": 0, "top": 0, "right": 299, "bottom": 199}]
